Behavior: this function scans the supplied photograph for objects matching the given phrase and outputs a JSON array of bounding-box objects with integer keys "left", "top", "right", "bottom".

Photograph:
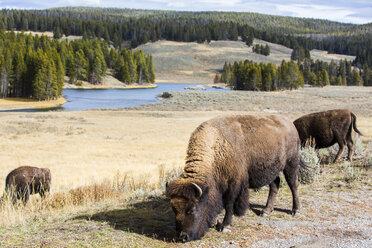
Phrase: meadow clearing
[
  {"left": 0, "top": 85, "right": 371, "bottom": 247},
  {"left": 137, "top": 39, "right": 355, "bottom": 84}
]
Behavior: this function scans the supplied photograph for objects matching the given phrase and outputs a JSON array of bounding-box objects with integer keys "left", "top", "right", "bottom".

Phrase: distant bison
[
  {"left": 166, "top": 114, "right": 305, "bottom": 242},
  {"left": 294, "top": 109, "right": 362, "bottom": 163},
  {"left": 5, "top": 166, "right": 51, "bottom": 205}
]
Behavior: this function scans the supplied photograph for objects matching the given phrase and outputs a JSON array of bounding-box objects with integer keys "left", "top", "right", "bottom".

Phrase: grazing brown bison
[
  {"left": 166, "top": 114, "right": 305, "bottom": 242},
  {"left": 293, "top": 109, "right": 363, "bottom": 163},
  {"left": 5, "top": 166, "right": 51, "bottom": 205}
]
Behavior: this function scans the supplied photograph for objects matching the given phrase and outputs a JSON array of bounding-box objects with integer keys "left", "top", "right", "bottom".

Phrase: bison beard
[
  {"left": 166, "top": 114, "right": 305, "bottom": 242},
  {"left": 294, "top": 109, "right": 363, "bottom": 163},
  {"left": 5, "top": 166, "right": 51, "bottom": 205}
]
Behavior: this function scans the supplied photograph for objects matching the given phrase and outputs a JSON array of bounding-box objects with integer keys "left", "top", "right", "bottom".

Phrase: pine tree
[
  {"left": 352, "top": 69, "right": 361, "bottom": 86},
  {"left": 262, "top": 45, "right": 270, "bottom": 56},
  {"left": 336, "top": 75, "right": 343, "bottom": 86},
  {"left": 127, "top": 51, "right": 137, "bottom": 84},
  {"left": 55, "top": 55, "right": 65, "bottom": 96},
  {"left": 74, "top": 49, "right": 88, "bottom": 81},
  {"left": 320, "top": 69, "right": 330, "bottom": 86},
  {"left": 362, "top": 68, "right": 372, "bottom": 86},
  {"left": 308, "top": 71, "right": 317, "bottom": 86},
  {"left": 247, "top": 65, "right": 261, "bottom": 91},
  {"left": 147, "top": 55, "right": 155, "bottom": 83},
  {"left": 32, "top": 51, "right": 48, "bottom": 100},
  {"left": 0, "top": 64, "right": 8, "bottom": 98},
  {"left": 262, "top": 71, "right": 272, "bottom": 91}
]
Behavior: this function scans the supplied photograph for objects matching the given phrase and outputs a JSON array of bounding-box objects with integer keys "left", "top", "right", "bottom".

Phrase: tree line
[
  {"left": 220, "top": 60, "right": 304, "bottom": 91},
  {"left": 0, "top": 31, "right": 64, "bottom": 100},
  {"left": 0, "top": 31, "right": 155, "bottom": 100},
  {"left": 220, "top": 57, "right": 370, "bottom": 91},
  {"left": 38, "top": 7, "right": 372, "bottom": 34},
  {"left": 1, "top": 8, "right": 371, "bottom": 73},
  {"left": 298, "top": 59, "right": 365, "bottom": 87}
]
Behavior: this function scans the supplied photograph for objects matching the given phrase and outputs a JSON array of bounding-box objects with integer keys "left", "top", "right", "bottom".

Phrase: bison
[
  {"left": 293, "top": 109, "right": 362, "bottom": 163},
  {"left": 5, "top": 166, "right": 51, "bottom": 205},
  {"left": 166, "top": 114, "right": 305, "bottom": 242}
]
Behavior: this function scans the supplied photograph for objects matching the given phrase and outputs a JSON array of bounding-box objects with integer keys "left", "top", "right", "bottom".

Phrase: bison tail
[{"left": 351, "top": 112, "right": 363, "bottom": 136}]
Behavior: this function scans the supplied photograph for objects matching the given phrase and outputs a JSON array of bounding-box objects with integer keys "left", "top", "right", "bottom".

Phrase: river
[{"left": 61, "top": 83, "right": 229, "bottom": 111}]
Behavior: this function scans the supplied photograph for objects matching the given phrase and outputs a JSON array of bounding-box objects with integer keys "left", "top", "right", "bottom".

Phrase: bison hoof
[
  {"left": 216, "top": 222, "right": 232, "bottom": 232},
  {"left": 292, "top": 211, "right": 300, "bottom": 217},
  {"left": 260, "top": 212, "right": 268, "bottom": 217},
  {"left": 216, "top": 221, "right": 223, "bottom": 232}
]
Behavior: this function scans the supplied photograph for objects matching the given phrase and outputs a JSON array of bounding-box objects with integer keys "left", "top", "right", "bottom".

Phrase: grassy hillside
[{"left": 136, "top": 39, "right": 355, "bottom": 83}]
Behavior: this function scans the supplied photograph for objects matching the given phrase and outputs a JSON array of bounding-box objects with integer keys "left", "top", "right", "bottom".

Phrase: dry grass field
[
  {"left": 137, "top": 39, "right": 355, "bottom": 83},
  {"left": 0, "top": 86, "right": 371, "bottom": 247}
]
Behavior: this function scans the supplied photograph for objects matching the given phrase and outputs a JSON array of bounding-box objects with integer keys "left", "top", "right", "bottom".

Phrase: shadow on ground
[
  {"left": 249, "top": 203, "right": 293, "bottom": 216},
  {"left": 74, "top": 198, "right": 295, "bottom": 242},
  {"left": 75, "top": 197, "right": 177, "bottom": 242}
]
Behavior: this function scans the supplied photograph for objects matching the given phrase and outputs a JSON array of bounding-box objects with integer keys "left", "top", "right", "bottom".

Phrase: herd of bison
[{"left": 3, "top": 109, "right": 363, "bottom": 242}]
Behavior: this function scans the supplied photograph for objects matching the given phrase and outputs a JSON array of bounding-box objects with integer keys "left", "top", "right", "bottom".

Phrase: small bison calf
[
  {"left": 5, "top": 166, "right": 51, "bottom": 205},
  {"left": 294, "top": 109, "right": 363, "bottom": 163}
]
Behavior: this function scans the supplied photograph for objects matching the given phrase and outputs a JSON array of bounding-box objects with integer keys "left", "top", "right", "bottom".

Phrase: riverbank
[
  {"left": 64, "top": 82, "right": 157, "bottom": 89},
  {"left": 0, "top": 97, "right": 66, "bottom": 111},
  {"left": 128, "top": 86, "right": 372, "bottom": 115}
]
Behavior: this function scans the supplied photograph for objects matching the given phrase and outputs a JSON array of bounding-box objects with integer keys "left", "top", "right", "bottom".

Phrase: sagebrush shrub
[
  {"left": 342, "top": 161, "right": 360, "bottom": 182},
  {"left": 299, "top": 145, "right": 321, "bottom": 184},
  {"left": 353, "top": 135, "right": 365, "bottom": 157}
]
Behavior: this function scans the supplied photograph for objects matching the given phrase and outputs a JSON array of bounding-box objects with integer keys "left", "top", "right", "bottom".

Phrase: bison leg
[
  {"left": 346, "top": 134, "right": 354, "bottom": 161},
  {"left": 334, "top": 141, "right": 346, "bottom": 163},
  {"left": 216, "top": 189, "right": 239, "bottom": 232},
  {"left": 262, "top": 176, "right": 280, "bottom": 216},
  {"left": 19, "top": 187, "right": 30, "bottom": 206},
  {"left": 217, "top": 202, "right": 234, "bottom": 232},
  {"left": 233, "top": 182, "right": 250, "bottom": 217},
  {"left": 283, "top": 169, "right": 300, "bottom": 216}
]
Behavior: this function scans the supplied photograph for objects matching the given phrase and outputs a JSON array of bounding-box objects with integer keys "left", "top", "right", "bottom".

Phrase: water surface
[{"left": 62, "top": 83, "right": 228, "bottom": 111}]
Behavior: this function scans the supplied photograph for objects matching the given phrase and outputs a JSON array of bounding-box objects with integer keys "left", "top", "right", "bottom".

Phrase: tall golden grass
[
  {"left": 0, "top": 165, "right": 182, "bottom": 227},
  {"left": 0, "top": 103, "right": 370, "bottom": 228}
]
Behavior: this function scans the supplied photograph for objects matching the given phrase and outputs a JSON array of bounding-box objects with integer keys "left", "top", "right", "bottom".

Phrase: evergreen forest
[
  {"left": 0, "top": 31, "right": 155, "bottom": 100},
  {"left": 1, "top": 7, "right": 371, "bottom": 70},
  {"left": 220, "top": 58, "right": 370, "bottom": 91}
]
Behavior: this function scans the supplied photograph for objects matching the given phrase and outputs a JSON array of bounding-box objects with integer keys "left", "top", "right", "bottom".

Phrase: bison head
[
  {"left": 166, "top": 179, "right": 209, "bottom": 242},
  {"left": 41, "top": 168, "right": 52, "bottom": 191}
]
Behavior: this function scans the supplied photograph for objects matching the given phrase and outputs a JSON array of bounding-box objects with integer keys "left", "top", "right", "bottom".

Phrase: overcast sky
[{"left": 1, "top": 0, "right": 371, "bottom": 24}]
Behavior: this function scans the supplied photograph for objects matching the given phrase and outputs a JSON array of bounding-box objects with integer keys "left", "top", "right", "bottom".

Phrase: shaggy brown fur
[
  {"left": 5, "top": 166, "right": 51, "bottom": 205},
  {"left": 294, "top": 109, "right": 362, "bottom": 163},
  {"left": 166, "top": 114, "right": 305, "bottom": 242}
]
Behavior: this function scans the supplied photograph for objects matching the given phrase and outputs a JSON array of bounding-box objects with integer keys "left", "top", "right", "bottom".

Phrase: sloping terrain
[{"left": 137, "top": 39, "right": 355, "bottom": 83}]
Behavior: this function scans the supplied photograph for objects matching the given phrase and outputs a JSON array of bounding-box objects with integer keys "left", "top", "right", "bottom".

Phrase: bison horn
[{"left": 191, "top": 182, "right": 202, "bottom": 198}]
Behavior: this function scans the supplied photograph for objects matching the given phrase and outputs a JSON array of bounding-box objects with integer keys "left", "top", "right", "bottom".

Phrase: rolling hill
[{"left": 137, "top": 39, "right": 355, "bottom": 83}]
